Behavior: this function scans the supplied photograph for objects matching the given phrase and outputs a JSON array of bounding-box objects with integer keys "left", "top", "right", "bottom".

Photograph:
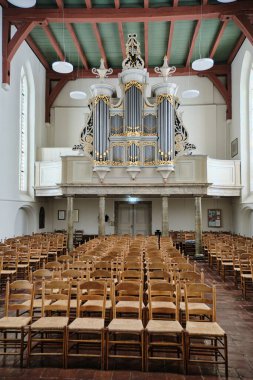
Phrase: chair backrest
[
  {"left": 5, "top": 279, "right": 34, "bottom": 317},
  {"left": 184, "top": 282, "right": 216, "bottom": 322},
  {"left": 113, "top": 281, "right": 143, "bottom": 319},
  {"left": 77, "top": 280, "right": 106, "bottom": 318},
  {"left": 120, "top": 269, "right": 143, "bottom": 282},
  {"left": 148, "top": 281, "right": 179, "bottom": 321},
  {"left": 42, "top": 279, "right": 71, "bottom": 317}
]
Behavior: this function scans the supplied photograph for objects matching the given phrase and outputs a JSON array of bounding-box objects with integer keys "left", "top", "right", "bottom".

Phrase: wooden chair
[
  {"left": 66, "top": 280, "right": 107, "bottom": 369},
  {"left": 239, "top": 253, "right": 253, "bottom": 299},
  {"left": 0, "top": 279, "right": 34, "bottom": 366},
  {"left": 145, "top": 282, "right": 185, "bottom": 372},
  {"left": 27, "top": 279, "right": 71, "bottom": 367},
  {"left": 184, "top": 283, "right": 228, "bottom": 378},
  {"left": 106, "top": 281, "right": 144, "bottom": 370}
]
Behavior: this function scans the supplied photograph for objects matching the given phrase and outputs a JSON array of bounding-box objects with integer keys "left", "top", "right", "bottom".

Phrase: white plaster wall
[
  {"left": 0, "top": 10, "right": 48, "bottom": 240},
  {"left": 230, "top": 39, "right": 253, "bottom": 235},
  {"left": 50, "top": 197, "right": 232, "bottom": 235},
  {"left": 50, "top": 75, "right": 227, "bottom": 159}
]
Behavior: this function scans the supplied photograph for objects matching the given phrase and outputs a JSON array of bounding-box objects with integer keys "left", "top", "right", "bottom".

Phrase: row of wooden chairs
[{"left": 0, "top": 278, "right": 228, "bottom": 377}]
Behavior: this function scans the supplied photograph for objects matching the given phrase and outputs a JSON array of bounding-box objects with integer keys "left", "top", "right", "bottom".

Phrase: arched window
[
  {"left": 249, "top": 67, "right": 253, "bottom": 192},
  {"left": 19, "top": 67, "right": 28, "bottom": 192}
]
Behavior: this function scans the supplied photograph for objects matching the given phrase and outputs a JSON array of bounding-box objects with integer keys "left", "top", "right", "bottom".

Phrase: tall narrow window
[
  {"left": 250, "top": 67, "right": 253, "bottom": 192},
  {"left": 19, "top": 67, "right": 28, "bottom": 192}
]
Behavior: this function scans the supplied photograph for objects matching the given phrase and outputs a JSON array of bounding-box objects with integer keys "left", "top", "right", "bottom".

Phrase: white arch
[
  {"left": 240, "top": 50, "right": 253, "bottom": 201},
  {"left": 14, "top": 205, "right": 35, "bottom": 236}
]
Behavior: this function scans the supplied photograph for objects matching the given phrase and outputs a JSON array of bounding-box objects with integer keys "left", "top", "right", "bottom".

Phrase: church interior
[{"left": 0, "top": 0, "right": 253, "bottom": 378}]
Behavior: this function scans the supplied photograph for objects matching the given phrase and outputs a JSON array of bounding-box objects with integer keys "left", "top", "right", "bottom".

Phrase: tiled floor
[{"left": 1, "top": 262, "right": 253, "bottom": 380}]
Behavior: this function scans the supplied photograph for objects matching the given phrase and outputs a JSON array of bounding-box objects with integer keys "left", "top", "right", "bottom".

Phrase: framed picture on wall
[
  {"left": 73, "top": 209, "right": 79, "bottom": 223},
  {"left": 208, "top": 209, "right": 221, "bottom": 228},
  {"left": 58, "top": 210, "right": 66, "bottom": 220},
  {"left": 231, "top": 138, "right": 238, "bottom": 158}
]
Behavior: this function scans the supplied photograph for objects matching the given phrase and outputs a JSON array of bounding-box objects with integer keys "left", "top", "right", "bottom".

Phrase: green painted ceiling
[{"left": 16, "top": 0, "right": 246, "bottom": 71}]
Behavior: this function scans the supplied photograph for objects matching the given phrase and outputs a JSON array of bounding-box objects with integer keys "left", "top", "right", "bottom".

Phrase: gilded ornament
[
  {"left": 93, "top": 95, "right": 110, "bottom": 106},
  {"left": 125, "top": 81, "right": 143, "bottom": 92},
  {"left": 157, "top": 94, "right": 174, "bottom": 106}
]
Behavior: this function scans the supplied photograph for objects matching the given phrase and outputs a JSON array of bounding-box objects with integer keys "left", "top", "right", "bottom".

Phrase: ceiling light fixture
[
  {"left": 52, "top": 61, "right": 73, "bottom": 74},
  {"left": 70, "top": 91, "right": 87, "bottom": 100},
  {"left": 192, "top": 2, "right": 214, "bottom": 71},
  {"left": 192, "top": 57, "right": 214, "bottom": 71},
  {"left": 52, "top": 6, "right": 73, "bottom": 74},
  {"left": 182, "top": 89, "right": 200, "bottom": 99},
  {"left": 217, "top": 0, "right": 236, "bottom": 3},
  {"left": 7, "top": 0, "right": 36, "bottom": 7}
]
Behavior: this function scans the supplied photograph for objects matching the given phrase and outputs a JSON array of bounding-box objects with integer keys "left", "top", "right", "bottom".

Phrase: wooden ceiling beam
[
  {"left": 204, "top": 72, "right": 231, "bottom": 119},
  {"left": 186, "top": 19, "right": 201, "bottom": 67},
  {"left": 233, "top": 13, "right": 253, "bottom": 45},
  {"left": 173, "top": 0, "right": 179, "bottom": 7},
  {"left": 56, "top": 0, "right": 64, "bottom": 10},
  {"left": 114, "top": 0, "right": 120, "bottom": 9},
  {"left": 46, "top": 64, "right": 229, "bottom": 80},
  {"left": 8, "top": 21, "right": 37, "bottom": 61},
  {"left": 166, "top": 21, "right": 174, "bottom": 61},
  {"left": 26, "top": 35, "right": 50, "bottom": 70},
  {"left": 42, "top": 24, "right": 65, "bottom": 61},
  {"left": 144, "top": 0, "right": 149, "bottom": 8},
  {"left": 66, "top": 23, "right": 89, "bottom": 70},
  {"left": 227, "top": 33, "right": 245, "bottom": 64},
  {"left": 144, "top": 22, "right": 148, "bottom": 67},
  {"left": 0, "top": 0, "right": 8, "bottom": 7},
  {"left": 85, "top": 0, "right": 92, "bottom": 8},
  {"left": 4, "top": 2, "right": 253, "bottom": 23},
  {"left": 46, "top": 77, "right": 69, "bottom": 122},
  {"left": 92, "top": 23, "right": 108, "bottom": 68},
  {"left": 209, "top": 19, "right": 228, "bottom": 59},
  {"left": 118, "top": 22, "right": 126, "bottom": 59}
]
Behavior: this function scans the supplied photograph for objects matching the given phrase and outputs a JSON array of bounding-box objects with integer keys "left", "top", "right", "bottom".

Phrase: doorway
[{"left": 115, "top": 201, "right": 152, "bottom": 236}]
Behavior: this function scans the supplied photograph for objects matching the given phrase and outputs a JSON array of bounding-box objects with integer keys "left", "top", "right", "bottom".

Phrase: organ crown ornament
[
  {"left": 122, "top": 34, "right": 145, "bottom": 70},
  {"left": 92, "top": 58, "right": 113, "bottom": 80},
  {"left": 154, "top": 56, "right": 176, "bottom": 81}
]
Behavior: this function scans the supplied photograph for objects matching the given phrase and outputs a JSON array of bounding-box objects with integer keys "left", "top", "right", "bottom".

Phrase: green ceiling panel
[
  {"left": 170, "top": 21, "right": 195, "bottom": 67},
  {"left": 149, "top": 0, "right": 173, "bottom": 7},
  {"left": 91, "top": 0, "right": 115, "bottom": 7},
  {"left": 71, "top": 23, "right": 102, "bottom": 67},
  {"left": 148, "top": 22, "right": 169, "bottom": 67},
  {"left": 97, "top": 23, "right": 123, "bottom": 67},
  {"left": 192, "top": 19, "right": 220, "bottom": 63},
  {"left": 214, "top": 20, "right": 242, "bottom": 63},
  {"left": 35, "top": 0, "right": 57, "bottom": 7},
  {"left": 64, "top": 0, "right": 88, "bottom": 7},
  {"left": 120, "top": 0, "right": 143, "bottom": 8}
]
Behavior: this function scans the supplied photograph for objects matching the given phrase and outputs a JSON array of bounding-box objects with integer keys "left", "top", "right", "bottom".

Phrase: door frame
[{"left": 115, "top": 201, "right": 152, "bottom": 235}]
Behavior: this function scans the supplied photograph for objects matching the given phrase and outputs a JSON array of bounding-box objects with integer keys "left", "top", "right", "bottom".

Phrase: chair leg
[
  {"left": 224, "top": 334, "right": 228, "bottom": 379},
  {"left": 20, "top": 328, "right": 24, "bottom": 368},
  {"left": 26, "top": 327, "right": 31, "bottom": 368}
]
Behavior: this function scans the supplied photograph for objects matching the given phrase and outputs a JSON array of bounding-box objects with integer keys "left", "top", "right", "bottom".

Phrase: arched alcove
[{"left": 14, "top": 206, "right": 35, "bottom": 236}]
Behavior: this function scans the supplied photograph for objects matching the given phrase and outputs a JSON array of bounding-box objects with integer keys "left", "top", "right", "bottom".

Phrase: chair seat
[
  {"left": 116, "top": 301, "right": 145, "bottom": 310},
  {"left": 148, "top": 301, "right": 176, "bottom": 310},
  {"left": 146, "top": 319, "right": 183, "bottom": 333},
  {"left": 180, "top": 302, "right": 211, "bottom": 312},
  {"left": 22, "top": 299, "right": 51, "bottom": 308},
  {"left": 51, "top": 299, "right": 81, "bottom": 308},
  {"left": 68, "top": 317, "right": 104, "bottom": 331},
  {"left": 108, "top": 318, "right": 143, "bottom": 332},
  {"left": 1, "top": 270, "right": 16, "bottom": 275},
  {"left": 241, "top": 273, "right": 252, "bottom": 279},
  {"left": 84, "top": 299, "right": 112, "bottom": 309},
  {"left": 0, "top": 316, "right": 31, "bottom": 329},
  {"left": 186, "top": 321, "right": 225, "bottom": 336},
  {"left": 31, "top": 316, "right": 69, "bottom": 330}
]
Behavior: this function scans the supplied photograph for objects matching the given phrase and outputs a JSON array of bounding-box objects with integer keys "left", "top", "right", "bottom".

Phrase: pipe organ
[{"left": 77, "top": 34, "right": 195, "bottom": 180}]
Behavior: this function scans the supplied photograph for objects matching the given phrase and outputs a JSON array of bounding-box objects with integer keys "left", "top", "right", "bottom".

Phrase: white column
[
  {"left": 195, "top": 196, "right": 203, "bottom": 257},
  {"left": 66, "top": 196, "right": 74, "bottom": 252},
  {"left": 98, "top": 196, "right": 106, "bottom": 236},
  {"left": 162, "top": 196, "right": 169, "bottom": 237}
]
